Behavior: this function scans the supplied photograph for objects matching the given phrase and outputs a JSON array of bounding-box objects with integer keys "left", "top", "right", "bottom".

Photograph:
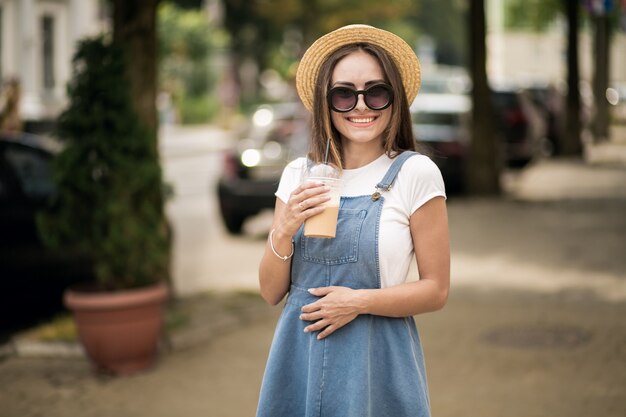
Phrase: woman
[{"left": 257, "top": 24, "right": 450, "bottom": 417}]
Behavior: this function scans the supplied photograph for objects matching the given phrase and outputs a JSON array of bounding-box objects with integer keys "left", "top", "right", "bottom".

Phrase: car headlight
[{"left": 241, "top": 149, "right": 261, "bottom": 167}]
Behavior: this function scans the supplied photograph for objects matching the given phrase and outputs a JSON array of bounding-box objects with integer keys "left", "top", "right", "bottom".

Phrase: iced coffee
[
  {"left": 304, "top": 177, "right": 342, "bottom": 238},
  {"left": 303, "top": 162, "right": 342, "bottom": 239}
]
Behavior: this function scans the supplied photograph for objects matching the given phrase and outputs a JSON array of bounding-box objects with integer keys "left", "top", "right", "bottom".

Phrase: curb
[
  {"left": 10, "top": 339, "right": 84, "bottom": 358},
  {"left": 1, "top": 292, "right": 274, "bottom": 360},
  {"left": 585, "top": 140, "right": 626, "bottom": 168}
]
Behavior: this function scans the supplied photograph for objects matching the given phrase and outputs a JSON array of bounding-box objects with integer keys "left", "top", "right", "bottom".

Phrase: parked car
[
  {"left": 411, "top": 85, "right": 550, "bottom": 189},
  {"left": 0, "top": 132, "right": 91, "bottom": 336},
  {"left": 216, "top": 102, "right": 309, "bottom": 234},
  {"left": 492, "top": 87, "right": 547, "bottom": 167},
  {"left": 411, "top": 93, "right": 471, "bottom": 193}
]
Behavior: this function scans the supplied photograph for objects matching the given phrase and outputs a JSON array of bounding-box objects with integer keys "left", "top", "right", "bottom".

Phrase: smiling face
[{"left": 330, "top": 50, "right": 392, "bottom": 153}]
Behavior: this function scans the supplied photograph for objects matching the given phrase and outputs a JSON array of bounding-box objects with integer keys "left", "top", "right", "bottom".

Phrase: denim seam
[
  {"left": 373, "top": 196, "right": 384, "bottom": 289},
  {"left": 318, "top": 337, "right": 328, "bottom": 417}
]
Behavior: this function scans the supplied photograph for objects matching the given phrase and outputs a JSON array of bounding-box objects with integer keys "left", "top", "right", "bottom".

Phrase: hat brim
[{"left": 296, "top": 24, "right": 421, "bottom": 112}]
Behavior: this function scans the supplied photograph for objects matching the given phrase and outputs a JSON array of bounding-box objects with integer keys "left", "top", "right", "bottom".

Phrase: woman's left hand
[{"left": 300, "top": 286, "right": 366, "bottom": 340}]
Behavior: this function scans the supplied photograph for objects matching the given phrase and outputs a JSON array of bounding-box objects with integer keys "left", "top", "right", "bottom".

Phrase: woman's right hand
[
  {"left": 259, "top": 182, "right": 331, "bottom": 305},
  {"left": 275, "top": 181, "right": 331, "bottom": 237}
]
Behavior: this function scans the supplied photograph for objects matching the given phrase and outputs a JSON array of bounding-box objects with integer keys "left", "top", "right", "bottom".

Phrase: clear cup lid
[{"left": 306, "top": 163, "right": 340, "bottom": 179}]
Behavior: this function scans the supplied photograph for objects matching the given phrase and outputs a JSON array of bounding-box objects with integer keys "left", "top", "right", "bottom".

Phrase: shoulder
[
  {"left": 281, "top": 157, "right": 307, "bottom": 179},
  {"left": 394, "top": 153, "right": 446, "bottom": 210},
  {"left": 286, "top": 157, "right": 308, "bottom": 169},
  {"left": 276, "top": 157, "right": 307, "bottom": 203},
  {"left": 399, "top": 153, "right": 443, "bottom": 181}
]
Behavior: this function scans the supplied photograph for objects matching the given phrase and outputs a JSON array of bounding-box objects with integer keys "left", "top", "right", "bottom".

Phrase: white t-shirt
[{"left": 275, "top": 153, "right": 446, "bottom": 288}]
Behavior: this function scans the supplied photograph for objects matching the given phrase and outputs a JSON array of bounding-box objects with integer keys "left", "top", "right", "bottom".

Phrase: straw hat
[{"left": 296, "top": 24, "right": 421, "bottom": 112}]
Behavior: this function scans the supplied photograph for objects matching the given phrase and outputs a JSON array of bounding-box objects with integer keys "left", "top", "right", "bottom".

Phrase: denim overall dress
[{"left": 257, "top": 152, "right": 430, "bottom": 417}]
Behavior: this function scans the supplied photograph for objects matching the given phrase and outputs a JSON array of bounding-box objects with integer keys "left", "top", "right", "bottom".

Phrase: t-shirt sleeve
[
  {"left": 275, "top": 157, "right": 307, "bottom": 203},
  {"left": 404, "top": 155, "right": 447, "bottom": 215}
]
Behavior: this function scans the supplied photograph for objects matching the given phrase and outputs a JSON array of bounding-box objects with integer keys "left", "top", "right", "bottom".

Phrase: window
[
  {"left": 41, "top": 15, "right": 55, "bottom": 90},
  {"left": 4, "top": 145, "right": 54, "bottom": 200},
  {"left": 0, "top": 7, "right": 3, "bottom": 82}
]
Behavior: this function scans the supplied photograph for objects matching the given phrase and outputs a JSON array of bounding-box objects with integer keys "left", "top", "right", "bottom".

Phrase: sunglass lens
[
  {"left": 365, "top": 85, "right": 391, "bottom": 109},
  {"left": 330, "top": 88, "right": 356, "bottom": 112}
]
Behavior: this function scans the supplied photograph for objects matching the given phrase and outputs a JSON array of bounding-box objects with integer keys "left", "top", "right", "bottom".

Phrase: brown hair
[{"left": 308, "top": 43, "right": 415, "bottom": 169}]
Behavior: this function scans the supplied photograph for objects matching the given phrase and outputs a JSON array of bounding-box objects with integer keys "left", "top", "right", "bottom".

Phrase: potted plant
[{"left": 37, "top": 36, "right": 171, "bottom": 375}]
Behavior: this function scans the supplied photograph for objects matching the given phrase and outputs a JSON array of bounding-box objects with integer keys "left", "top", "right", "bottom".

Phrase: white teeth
[{"left": 348, "top": 117, "right": 375, "bottom": 123}]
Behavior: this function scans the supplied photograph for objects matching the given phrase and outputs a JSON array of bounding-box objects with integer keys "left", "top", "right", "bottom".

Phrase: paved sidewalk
[
  {"left": 1, "top": 153, "right": 625, "bottom": 417},
  {"left": 1, "top": 287, "right": 624, "bottom": 417}
]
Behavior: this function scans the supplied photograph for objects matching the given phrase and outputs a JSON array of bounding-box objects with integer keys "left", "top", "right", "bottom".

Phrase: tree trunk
[
  {"left": 112, "top": 0, "right": 159, "bottom": 139},
  {"left": 592, "top": 13, "right": 610, "bottom": 142},
  {"left": 110, "top": 0, "right": 170, "bottom": 283},
  {"left": 561, "top": 0, "right": 583, "bottom": 156},
  {"left": 467, "top": 0, "right": 500, "bottom": 195}
]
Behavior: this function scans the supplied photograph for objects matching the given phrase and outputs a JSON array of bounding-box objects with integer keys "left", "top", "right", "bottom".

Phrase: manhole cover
[{"left": 482, "top": 324, "right": 592, "bottom": 349}]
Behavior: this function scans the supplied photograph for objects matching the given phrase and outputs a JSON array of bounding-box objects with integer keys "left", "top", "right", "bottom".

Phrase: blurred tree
[
  {"left": 221, "top": 0, "right": 280, "bottom": 107},
  {"left": 504, "top": 0, "right": 562, "bottom": 30},
  {"left": 221, "top": 0, "right": 420, "bottom": 108},
  {"left": 562, "top": 0, "right": 583, "bottom": 156},
  {"left": 412, "top": 0, "right": 467, "bottom": 66},
  {"left": 107, "top": 0, "right": 171, "bottom": 284},
  {"left": 504, "top": 0, "right": 623, "bottom": 151},
  {"left": 467, "top": 0, "right": 500, "bottom": 195},
  {"left": 158, "top": 2, "right": 227, "bottom": 124},
  {"left": 40, "top": 37, "right": 170, "bottom": 290},
  {"left": 112, "top": 0, "right": 160, "bottom": 138},
  {"left": 504, "top": 0, "right": 583, "bottom": 157},
  {"left": 584, "top": 2, "right": 622, "bottom": 143}
]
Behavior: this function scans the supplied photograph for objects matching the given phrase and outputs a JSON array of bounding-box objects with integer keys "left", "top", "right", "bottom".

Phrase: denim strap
[{"left": 375, "top": 151, "right": 418, "bottom": 191}]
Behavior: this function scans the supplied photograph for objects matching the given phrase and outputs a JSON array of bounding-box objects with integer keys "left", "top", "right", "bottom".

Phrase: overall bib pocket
[{"left": 300, "top": 208, "right": 367, "bottom": 265}]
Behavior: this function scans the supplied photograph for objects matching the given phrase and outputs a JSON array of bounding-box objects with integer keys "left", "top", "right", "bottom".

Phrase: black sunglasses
[{"left": 327, "top": 83, "right": 394, "bottom": 113}]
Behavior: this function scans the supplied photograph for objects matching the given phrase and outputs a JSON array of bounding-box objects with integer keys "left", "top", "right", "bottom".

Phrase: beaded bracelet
[{"left": 269, "top": 228, "right": 294, "bottom": 261}]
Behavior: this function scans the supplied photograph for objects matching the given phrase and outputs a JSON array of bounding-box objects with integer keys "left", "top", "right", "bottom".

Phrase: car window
[
  {"left": 412, "top": 112, "right": 461, "bottom": 126},
  {"left": 4, "top": 145, "right": 55, "bottom": 199}
]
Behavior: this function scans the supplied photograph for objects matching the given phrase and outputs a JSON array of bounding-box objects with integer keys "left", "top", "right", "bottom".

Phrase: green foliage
[
  {"left": 38, "top": 37, "right": 170, "bottom": 290},
  {"left": 504, "top": 0, "right": 562, "bottom": 31},
  {"left": 178, "top": 94, "right": 221, "bottom": 124},
  {"left": 221, "top": 0, "right": 468, "bottom": 104},
  {"left": 411, "top": 0, "right": 467, "bottom": 65},
  {"left": 158, "top": 2, "right": 227, "bottom": 124}
]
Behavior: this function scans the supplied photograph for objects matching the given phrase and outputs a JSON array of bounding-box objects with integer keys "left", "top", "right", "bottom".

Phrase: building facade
[{"left": 0, "top": 0, "right": 107, "bottom": 130}]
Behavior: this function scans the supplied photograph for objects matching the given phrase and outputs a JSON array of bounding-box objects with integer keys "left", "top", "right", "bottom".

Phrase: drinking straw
[{"left": 324, "top": 138, "right": 330, "bottom": 164}]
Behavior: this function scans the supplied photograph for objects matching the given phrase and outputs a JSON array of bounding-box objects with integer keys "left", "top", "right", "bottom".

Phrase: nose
[{"left": 354, "top": 92, "right": 367, "bottom": 110}]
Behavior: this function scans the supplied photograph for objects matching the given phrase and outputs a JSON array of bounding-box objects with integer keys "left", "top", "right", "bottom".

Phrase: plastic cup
[{"left": 303, "top": 162, "right": 342, "bottom": 238}]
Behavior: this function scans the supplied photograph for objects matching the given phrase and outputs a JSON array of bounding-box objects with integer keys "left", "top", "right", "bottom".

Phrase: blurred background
[{"left": 0, "top": 1, "right": 625, "bottom": 416}]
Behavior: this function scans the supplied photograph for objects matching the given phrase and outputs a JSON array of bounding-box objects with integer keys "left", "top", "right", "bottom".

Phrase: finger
[
  {"left": 299, "top": 194, "right": 332, "bottom": 211},
  {"left": 316, "top": 324, "right": 338, "bottom": 340},
  {"left": 299, "top": 311, "right": 323, "bottom": 322},
  {"left": 300, "top": 301, "right": 321, "bottom": 314},
  {"left": 288, "top": 183, "right": 323, "bottom": 208},
  {"left": 304, "top": 319, "right": 329, "bottom": 334},
  {"left": 300, "top": 180, "right": 325, "bottom": 190},
  {"left": 298, "top": 184, "right": 330, "bottom": 200},
  {"left": 307, "top": 286, "right": 335, "bottom": 296}
]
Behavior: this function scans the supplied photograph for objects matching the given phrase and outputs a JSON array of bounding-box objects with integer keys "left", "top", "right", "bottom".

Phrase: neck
[{"left": 342, "top": 141, "right": 385, "bottom": 169}]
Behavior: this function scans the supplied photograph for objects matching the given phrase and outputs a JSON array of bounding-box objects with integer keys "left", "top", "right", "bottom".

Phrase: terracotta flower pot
[{"left": 64, "top": 281, "right": 169, "bottom": 375}]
